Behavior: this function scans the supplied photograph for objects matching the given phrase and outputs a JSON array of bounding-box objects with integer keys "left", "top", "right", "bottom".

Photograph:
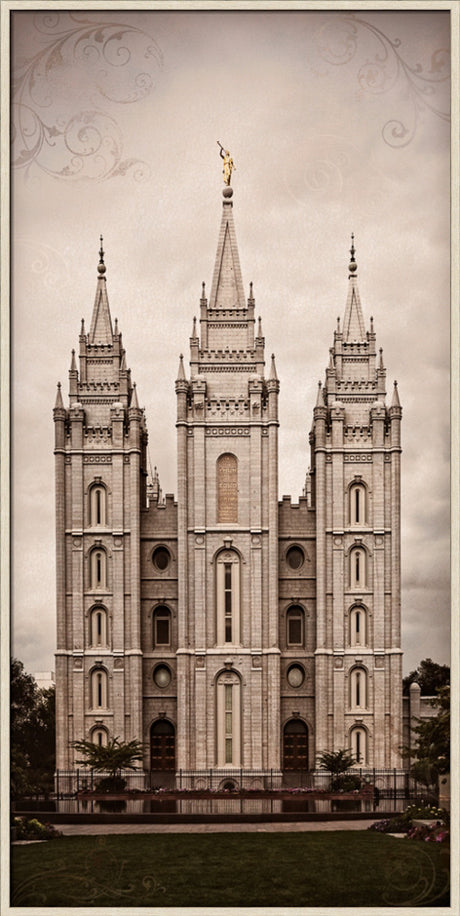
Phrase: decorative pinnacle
[
  {"left": 98, "top": 235, "right": 106, "bottom": 276},
  {"left": 348, "top": 232, "right": 357, "bottom": 277},
  {"left": 201, "top": 281, "right": 206, "bottom": 300}
]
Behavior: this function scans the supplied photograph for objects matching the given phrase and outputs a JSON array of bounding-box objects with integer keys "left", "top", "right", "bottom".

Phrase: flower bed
[
  {"left": 12, "top": 817, "right": 62, "bottom": 842},
  {"left": 368, "top": 803, "right": 449, "bottom": 843}
]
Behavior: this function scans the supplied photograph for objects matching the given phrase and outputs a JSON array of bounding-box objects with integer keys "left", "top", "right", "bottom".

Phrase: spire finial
[
  {"left": 348, "top": 232, "right": 357, "bottom": 278},
  {"left": 98, "top": 235, "right": 106, "bottom": 276}
]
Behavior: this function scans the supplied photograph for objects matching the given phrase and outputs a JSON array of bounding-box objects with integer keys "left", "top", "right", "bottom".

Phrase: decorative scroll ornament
[
  {"left": 12, "top": 13, "right": 163, "bottom": 181},
  {"left": 316, "top": 14, "right": 449, "bottom": 148}
]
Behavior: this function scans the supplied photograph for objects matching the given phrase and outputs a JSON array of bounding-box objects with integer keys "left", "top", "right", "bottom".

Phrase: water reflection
[{"left": 39, "top": 796, "right": 403, "bottom": 816}]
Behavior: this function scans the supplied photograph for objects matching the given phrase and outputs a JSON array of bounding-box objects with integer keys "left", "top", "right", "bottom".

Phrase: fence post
[
  {"left": 393, "top": 768, "right": 397, "bottom": 804},
  {"left": 270, "top": 768, "right": 273, "bottom": 790},
  {"left": 76, "top": 769, "right": 80, "bottom": 795},
  {"left": 56, "top": 768, "right": 59, "bottom": 799},
  {"left": 179, "top": 768, "right": 182, "bottom": 790}
]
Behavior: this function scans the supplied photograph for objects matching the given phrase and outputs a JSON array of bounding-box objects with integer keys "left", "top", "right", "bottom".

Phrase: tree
[
  {"left": 317, "top": 749, "right": 360, "bottom": 791},
  {"left": 72, "top": 736, "right": 144, "bottom": 793},
  {"left": 404, "top": 685, "right": 450, "bottom": 788},
  {"left": 403, "top": 658, "right": 450, "bottom": 696},
  {"left": 11, "top": 659, "right": 56, "bottom": 798}
]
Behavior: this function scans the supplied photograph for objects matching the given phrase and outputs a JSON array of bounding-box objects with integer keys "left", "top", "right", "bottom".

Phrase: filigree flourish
[
  {"left": 316, "top": 14, "right": 450, "bottom": 148},
  {"left": 12, "top": 837, "right": 166, "bottom": 905},
  {"left": 12, "top": 12, "right": 163, "bottom": 180},
  {"left": 382, "top": 846, "right": 449, "bottom": 907}
]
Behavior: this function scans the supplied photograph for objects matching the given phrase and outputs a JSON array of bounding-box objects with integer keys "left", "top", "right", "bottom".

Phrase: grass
[{"left": 11, "top": 831, "right": 449, "bottom": 908}]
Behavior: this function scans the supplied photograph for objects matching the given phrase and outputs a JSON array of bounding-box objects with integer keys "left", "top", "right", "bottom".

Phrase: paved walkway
[{"left": 58, "top": 819, "right": 377, "bottom": 835}]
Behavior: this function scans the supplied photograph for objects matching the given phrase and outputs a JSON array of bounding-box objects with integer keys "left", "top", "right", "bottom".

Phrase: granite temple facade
[{"left": 54, "top": 182, "right": 404, "bottom": 784}]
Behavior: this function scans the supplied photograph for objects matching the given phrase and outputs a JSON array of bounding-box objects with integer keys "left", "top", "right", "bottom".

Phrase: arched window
[
  {"left": 217, "top": 454, "right": 238, "bottom": 524},
  {"left": 216, "top": 671, "right": 241, "bottom": 766},
  {"left": 350, "top": 667, "right": 368, "bottom": 710},
  {"left": 92, "top": 727, "right": 108, "bottom": 747},
  {"left": 90, "top": 547, "right": 107, "bottom": 589},
  {"left": 90, "top": 667, "right": 108, "bottom": 709},
  {"left": 349, "top": 482, "right": 366, "bottom": 526},
  {"left": 216, "top": 550, "right": 240, "bottom": 645},
  {"left": 90, "top": 606, "right": 108, "bottom": 647},
  {"left": 90, "top": 484, "right": 107, "bottom": 527},
  {"left": 350, "top": 606, "right": 367, "bottom": 647},
  {"left": 286, "top": 606, "right": 304, "bottom": 647},
  {"left": 153, "top": 606, "right": 171, "bottom": 648},
  {"left": 350, "top": 546, "right": 366, "bottom": 588},
  {"left": 350, "top": 726, "right": 367, "bottom": 764}
]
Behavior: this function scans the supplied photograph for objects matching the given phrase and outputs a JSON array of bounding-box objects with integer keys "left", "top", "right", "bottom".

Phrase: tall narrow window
[
  {"left": 350, "top": 667, "right": 368, "bottom": 709},
  {"left": 350, "top": 547, "right": 366, "bottom": 588},
  {"left": 224, "top": 564, "right": 232, "bottom": 642},
  {"left": 225, "top": 684, "right": 233, "bottom": 763},
  {"left": 90, "top": 484, "right": 107, "bottom": 527},
  {"left": 350, "top": 482, "right": 366, "bottom": 526},
  {"left": 216, "top": 672, "right": 241, "bottom": 766},
  {"left": 286, "top": 606, "right": 304, "bottom": 647},
  {"left": 217, "top": 454, "right": 238, "bottom": 524},
  {"left": 90, "top": 548, "right": 107, "bottom": 589},
  {"left": 351, "top": 726, "right": 367, "bottom": 764},
  {"left": 90, "top": 606, "right": 108, "bottom": 647},
  {"left": 350, "top": 606, "right": 367, "bottom": 647},
  {"left": 90, "top": 668, "right": 108, "bottom": 709},
  {"left": 216, "top": 551, "right": 240, "bottom": 645},
  {"left": 92, "top": 728, "right": 108, "bottom": 747}
]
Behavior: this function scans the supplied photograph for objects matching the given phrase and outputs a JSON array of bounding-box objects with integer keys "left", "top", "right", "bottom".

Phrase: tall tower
[
  {"left": 54, "top": 240, "right": 148, "bottom": 769},
  {"left": 175, "top": 185, "right": 281, "bottom": 779},
  {"left": 310, "top": 237, "right": 403, "bottom": 767}
]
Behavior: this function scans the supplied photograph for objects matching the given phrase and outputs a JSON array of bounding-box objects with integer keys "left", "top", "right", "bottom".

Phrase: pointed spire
[
  {"left": 257, "top": 316, "right": 263, "bottom": 338},
  {"left": 316, "top": 380, "right": 323, "bottom": 407},
  {"left": 201, "top": 281, "right": 206, "bottom": 301},
  {"left": 114, "top": 317, "right": 119, "bottom": 335},
  {"left": 268, "top": 353, "right": 278, "bottom": 381},
  {"left": 54, "top": 381, "right": 64, "bottom": 409},
  {"left": 343, "top": 234, "right": 366, "bottom": 342},
  {"left": 130, "top": 382, "right": 139, "bottom": 409},
  {"left": 379, "top": 348, "right": 384, "bottom": 370},
  {"left": 120, "top": 351, "right": 126, "bottom": 371},
  {"left": 209, "top": 188, "right": 245, "bottom": 309},
  {"left": 391, "top": 380, "right": 401, "bottom": 407},
  {"left": 329, "top": 349, "right": 334, "bottom": 370},
  {"left": 80, "top": 318, "right": 85, "bottom": 336},
  {"left": 70, "top": 349, "right": 76, "bottom": 371},
  {"left": 176, "top": 353, "right": 186, "bottom": 381},
  {"left": 89, "top": 237, "right": 113, "bottom": 345},
  {"left": 249, "top": 281, "right": 254, "bottom": 300},
  {"left": 192, "top": 316, "right": 197, "bottom": 339}
]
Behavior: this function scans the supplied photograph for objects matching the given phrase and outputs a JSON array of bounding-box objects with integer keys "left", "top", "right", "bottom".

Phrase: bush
[
  {"left": 13, "top": 817, "right": 62, "bottom": 840},
  {"left": 331, "top": 774, "right": 361, "bottom": 792},
  {"left": 95, "top": 775, "right": 127, "bottom": 794}
]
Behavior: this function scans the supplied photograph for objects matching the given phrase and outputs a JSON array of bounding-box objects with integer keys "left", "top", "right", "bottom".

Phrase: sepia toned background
[{"left": 11, "top": 8, "right": 451, "bottom": 677}]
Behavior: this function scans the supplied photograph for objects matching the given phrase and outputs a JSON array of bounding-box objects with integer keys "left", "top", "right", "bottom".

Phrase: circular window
[
  {"left": 287, "top": 664, "right": 305, "bottom": 688},
  {"left": 153, "top": 547, "right": 170, "bottom": 571},
  {"left": 153, "top": 664, "right": 171, "bottom": 688},
  {"left": 286, "top": 546, "right": 304, "bottom": 570}
]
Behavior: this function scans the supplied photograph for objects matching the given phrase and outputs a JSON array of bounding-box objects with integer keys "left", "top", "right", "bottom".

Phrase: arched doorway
[
  {"left": 283, "top": 719, "right": 308, "bottom": 770},
  {"left": 150, "top": 719, "right": 175, "bottom": 770}
]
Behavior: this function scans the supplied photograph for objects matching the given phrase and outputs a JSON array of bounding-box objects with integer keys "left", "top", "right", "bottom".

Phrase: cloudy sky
[{"left": 11, "top": 8, "right": 451, "bottom": 677}]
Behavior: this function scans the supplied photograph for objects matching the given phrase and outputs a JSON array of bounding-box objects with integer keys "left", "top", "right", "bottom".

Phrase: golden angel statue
[{"left": 217, "top": 141, "right": 236, "bottom": 186}]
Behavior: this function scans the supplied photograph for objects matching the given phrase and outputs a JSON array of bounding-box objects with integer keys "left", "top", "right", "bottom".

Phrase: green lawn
[{"left": 11, "top": 831, "right": 449, "bottom": 908}]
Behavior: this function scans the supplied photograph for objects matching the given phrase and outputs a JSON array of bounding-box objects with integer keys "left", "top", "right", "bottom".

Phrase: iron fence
[{"left": 52, "top": 767, "right": 432, "bottom": 800}]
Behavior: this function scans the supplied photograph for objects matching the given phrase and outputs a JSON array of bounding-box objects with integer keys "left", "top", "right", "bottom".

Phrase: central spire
[
  {"left": 89, "top": 235, "right": 113, "bottom": 345},
  {"left": 208, "top": 188, "right": 246, "bottom": 310},
  {"left": 342, "top": 233, "right": 365, "bottom": 342}
]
